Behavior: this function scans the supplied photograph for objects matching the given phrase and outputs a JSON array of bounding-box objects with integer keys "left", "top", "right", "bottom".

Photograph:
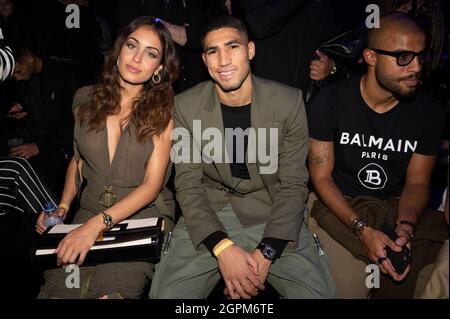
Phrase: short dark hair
[
  {"left": 8, "top": 31, "right": 40, "bottom": 62},
  {"left": 9, "top": 39, "right": 31, "bottom": 62},
  {"left": 201, "top": 15, "right": 249, "bottom": 50}
]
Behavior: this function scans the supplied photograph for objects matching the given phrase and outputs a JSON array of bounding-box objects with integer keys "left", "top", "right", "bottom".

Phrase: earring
[
  {"left": 116, "top": 58, "right": 120, "bottom": 68},
  {"left": 152, "top": 73, "right": 161, "bottom": 84}
]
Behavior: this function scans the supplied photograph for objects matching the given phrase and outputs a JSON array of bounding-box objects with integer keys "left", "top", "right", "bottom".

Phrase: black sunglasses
[{"left": 370, "top": 48, "right": 428, "bottom": 66}]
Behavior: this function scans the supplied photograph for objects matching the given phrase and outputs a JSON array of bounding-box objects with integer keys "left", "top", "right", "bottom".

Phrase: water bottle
[{"left": 43, "top": 201, "right": 63, "bottom": 228}]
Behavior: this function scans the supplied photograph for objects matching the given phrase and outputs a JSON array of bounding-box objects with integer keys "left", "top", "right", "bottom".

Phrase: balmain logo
[
  {"left": 340, "top": 132, "right": 417, "bottom": 153},
  {"left": 357, "top": 163, "right": 388, "bottom": 190}
]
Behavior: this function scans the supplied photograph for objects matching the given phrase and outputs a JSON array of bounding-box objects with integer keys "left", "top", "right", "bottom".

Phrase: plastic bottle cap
[{"left": 43, "top": 201, "right": 56, "bottom": 213}]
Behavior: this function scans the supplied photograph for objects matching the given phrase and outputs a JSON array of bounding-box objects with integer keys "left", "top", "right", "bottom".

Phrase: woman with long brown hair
[{"left": 36, "top": 16, "right": 178, "bottom": 299}]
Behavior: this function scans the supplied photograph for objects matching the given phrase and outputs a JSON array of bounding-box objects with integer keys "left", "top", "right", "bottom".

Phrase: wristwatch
[
  {"left": 257, "top": 243, "right": 277, "bottom": 263},
  {"left": 101, "top": 211, "right": 113, "bottom": 231}
]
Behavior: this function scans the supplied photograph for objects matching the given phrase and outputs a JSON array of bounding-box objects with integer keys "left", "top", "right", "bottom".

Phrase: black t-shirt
[
  {"left": 221, "top": 103, "right": 251, "bottom": 179},
  {"left": 308, "top": 76, "right": 445, "bottom": 198}
]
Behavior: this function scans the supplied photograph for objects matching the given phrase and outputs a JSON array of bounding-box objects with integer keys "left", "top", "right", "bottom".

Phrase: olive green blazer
[{"left": 173, "top": 75, "right": 310, "bottom": 248}]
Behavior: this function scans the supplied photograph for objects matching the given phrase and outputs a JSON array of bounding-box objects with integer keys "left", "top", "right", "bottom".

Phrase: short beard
[{"left": 375, "top": 68, "right": 418, "bottom": 101}]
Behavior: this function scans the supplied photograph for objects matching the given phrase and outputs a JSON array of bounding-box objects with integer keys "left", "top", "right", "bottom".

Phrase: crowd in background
[{"left": 0, "top": 0, "right": 448, "bottom": 299}]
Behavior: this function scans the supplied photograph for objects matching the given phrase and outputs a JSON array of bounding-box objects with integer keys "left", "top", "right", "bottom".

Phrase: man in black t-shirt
[
  {"left": 307, "top": 13, "right": 448, "bottom": 298},
  {"left": 4, "top": 41, "right": 77, "bottom": 197}
]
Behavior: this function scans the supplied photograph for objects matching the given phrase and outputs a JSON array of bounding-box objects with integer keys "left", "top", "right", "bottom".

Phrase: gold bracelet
[
  {"left": 213, "top": 239, "right": 234, "bottom": 257},
  {"left": 58, "top": 203, "right": 69, "bottom": 214}
]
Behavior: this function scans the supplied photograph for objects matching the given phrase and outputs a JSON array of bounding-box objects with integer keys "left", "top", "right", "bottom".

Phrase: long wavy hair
[{"left": 78, "top": 16, "right": 178, "bottom": 143}]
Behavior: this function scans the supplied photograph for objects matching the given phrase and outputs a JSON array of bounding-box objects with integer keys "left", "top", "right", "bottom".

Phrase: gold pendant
[{"left": 99, "top": 185, "right": 116, "bottom": 208}]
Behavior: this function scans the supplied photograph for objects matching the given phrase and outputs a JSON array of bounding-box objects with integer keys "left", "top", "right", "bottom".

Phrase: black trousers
[{"left": 0, "top": 156, "right": 57, "bottom": 298}]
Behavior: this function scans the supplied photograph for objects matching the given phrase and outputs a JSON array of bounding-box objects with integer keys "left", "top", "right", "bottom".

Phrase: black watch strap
[{"left": 257, "top": 243, "right": 277, "bottom": 263}]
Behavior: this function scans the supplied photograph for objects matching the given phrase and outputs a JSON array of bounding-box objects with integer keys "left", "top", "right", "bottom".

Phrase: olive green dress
[{"left": 38, "top": 86, "right": 175, "bottom": 299}]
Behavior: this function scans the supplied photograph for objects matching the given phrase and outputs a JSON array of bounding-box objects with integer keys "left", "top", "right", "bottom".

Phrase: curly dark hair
[{"left": 78, "top": 16, "right": 179, "bottom": 143}]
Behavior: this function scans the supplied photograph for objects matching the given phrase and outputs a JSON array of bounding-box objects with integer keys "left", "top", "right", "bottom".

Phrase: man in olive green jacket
[{"left": 150, "top": 15, "right": 335, "bottom": 299}]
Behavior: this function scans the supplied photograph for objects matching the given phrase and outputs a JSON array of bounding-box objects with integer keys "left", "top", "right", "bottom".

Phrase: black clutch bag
[
  {"left": 32, "top": 217, "right": 165, "bottom": 270},
  {"left": 317, "top": 27, "right": 366, "bottom": 61}
]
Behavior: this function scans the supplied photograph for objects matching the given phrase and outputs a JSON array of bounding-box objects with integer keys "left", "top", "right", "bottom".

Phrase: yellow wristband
[
  {"left": 213, "top": 239, "right": 234, "bottom": 257},
  {"left": 58, "top": 203, "right": 69, "bottom": 213}
]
